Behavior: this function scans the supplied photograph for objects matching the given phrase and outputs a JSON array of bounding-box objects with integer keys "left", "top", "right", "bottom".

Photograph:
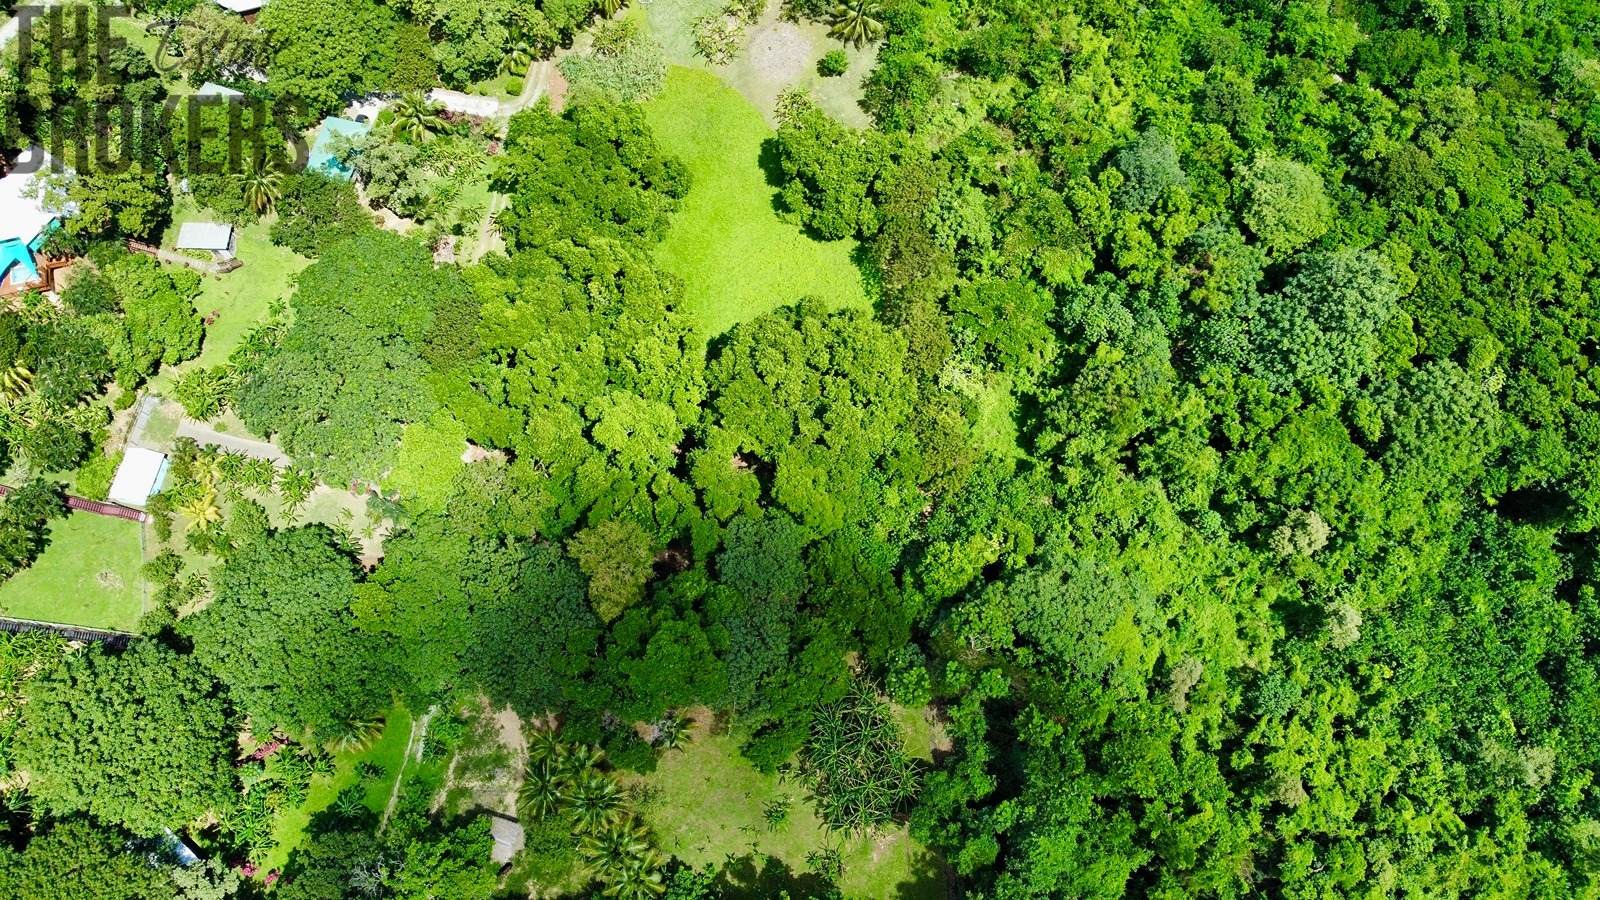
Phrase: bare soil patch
[{"left": 748, "top": 22, "right": 811, "bottom": 82}]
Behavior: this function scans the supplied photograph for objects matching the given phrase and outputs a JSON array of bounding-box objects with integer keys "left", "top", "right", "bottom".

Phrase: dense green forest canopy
[{"left": 8, "top": 0, "right": 1600, "bottom": 896}]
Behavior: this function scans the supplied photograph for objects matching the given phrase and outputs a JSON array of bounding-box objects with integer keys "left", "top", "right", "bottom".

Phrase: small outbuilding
[
  {"left": 107, "top": 448, "right": 170, "bottom": 508},
  {"left": 196, "top": 82, "right": 245, "bottom": 99},
  {"left": 213, "top": 0, "right": 265, "bottom": 23},
  {"left": 176, "top": 222, "right": 237, "bottom": 260}
]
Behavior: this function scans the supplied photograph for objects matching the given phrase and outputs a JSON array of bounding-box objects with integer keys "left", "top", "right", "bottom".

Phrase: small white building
[
  {"left": 108, "top": 448, "right": 169, "bottom": 508},
  {"left": 196, "top": 82, "right": 245, "bottom": 99},
  {"left": 176, "top": 222, "right": 237, "bottom": 261},
  {"left": 214, "top": 0, "right": 265, "bottom": 22}
]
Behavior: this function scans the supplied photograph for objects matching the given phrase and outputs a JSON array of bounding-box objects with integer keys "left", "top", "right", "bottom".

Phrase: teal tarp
[
  {"left": 0, "top": 238, "right": 38, "bottom": 284},
  {"left": 307, "top": 117, "right": 373, "bottom": 181}
]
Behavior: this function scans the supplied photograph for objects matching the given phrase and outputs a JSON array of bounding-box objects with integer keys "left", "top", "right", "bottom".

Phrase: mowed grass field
[
  {"left": 148, "top": 210, "right": 309, "bottom": 396},
  {"left": 256, "top": 705, "right": 416, "bottom": 876},
  {"left": 643, "top": 68, "right": 870, "bottom": 335},
  {"left": 0, "top": 513, "right": 145, "bottom": 631},
  {"left": 633, "top": 727, "right": 948, "bottom": 899}
]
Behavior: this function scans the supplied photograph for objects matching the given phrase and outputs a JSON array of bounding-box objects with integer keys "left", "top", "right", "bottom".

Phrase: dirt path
[
  {"left": 469, "top": 60, "right": 557, "bottom": 264},
  {"left": 379, "top": 705, "right": 437, "bottom": 833}
]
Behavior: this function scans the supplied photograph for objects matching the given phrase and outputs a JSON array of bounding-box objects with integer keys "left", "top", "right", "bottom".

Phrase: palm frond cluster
[
  {"left": 518, "top": 731, "right": 667, "bottom": 899},
  {"left": 795, "top": 686, "right": 919, "bottom": 834},
  {"left": 222, "top": 740, "right": 334, "bottom": 865},
  {"left": 826, "top": 0, "right": 884, "bottom": 48}
]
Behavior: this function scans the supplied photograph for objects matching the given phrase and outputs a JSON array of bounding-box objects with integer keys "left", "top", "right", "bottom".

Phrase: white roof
[
  {"left": 429, "top": 89, "right": 502, "bottom": 118},
  {"left": 0, "top": 147, "right": 61, "bottom": 245},
  {"left": 176, "top": 222, "right": 234, "bottom": 251},
  {"left": 108, "top": 448, "right": 169, "bottom": 507},
  {"left": 197, "top": 82, "right": 244, "bottom": 97},
  {"left": 214, "top": 0, "right": 264, "bottom": 10}
]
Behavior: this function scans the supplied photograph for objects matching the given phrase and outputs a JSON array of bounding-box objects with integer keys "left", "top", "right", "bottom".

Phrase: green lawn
[
  {"left": 643, "top": 68, "right": 870, "bottom": 335},
  {"left": 148, "top": 211, "right": 309, "bottom": 395},
  {"left": 637, "top": 2, "right": 876, "bottom": 127},
  {"left": 634, "top": 728, "right": 947, "bottom": 899},
  {"left": 110, "top": 15, "right": 194, "bottom": 99},
  {"left": 256, "top": 705, "right": 415, "bottom": 876},
  {"left": 0, "top": 513, "right": 145, "bottom": 631}
]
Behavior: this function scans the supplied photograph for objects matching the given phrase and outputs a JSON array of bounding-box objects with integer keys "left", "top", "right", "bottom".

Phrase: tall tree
[
  {"left": 14, "top": 643, "right": 236, "bottom": 834},
  {"left": 185, "top": 526, "right": 393, "bottom": 737}
]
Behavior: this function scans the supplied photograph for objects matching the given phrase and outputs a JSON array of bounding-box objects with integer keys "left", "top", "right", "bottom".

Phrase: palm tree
[
  {"left": 653, "top": 713, "right": 689, "bottom": 751},
  {"left": 275, "top": 467, "right": 316, "bottom": 520},
  {"left": 527, "top": 728, "right": 566, "bottom": 765},
  {"left": 238, "top": 165, "right": 283, "bottom": 215},
  {"left": 561, "top": 743, "right": 605, "bottom": 780},
  {"left": 598, "top": 0, "right": 627, "bottom": 19},
  {"left": 827, "top": 0, "right": 884, "bottom": 48},
  {"left": 176, "top": 488, "right": 222, "bottom": 532},
  {"left": 0, "top": 364, "right": 33, "bottom": 404},
  {"left": 502, "top": 37, "right": 534, "bottom": 76},
  {"left": 326, "top": 714, "right": 384, "bottom": 754},
  {"left": 517, "top": 758, "right": 567, "bottom": 823},
  {"left": 566, "top": 772, "right": 625, "bottom": 834},
  {"left": 581, "top": 819, "right": 666, "bottom": 899},
  {"left": 391, "top": 92, "right": 446, "bottom": 144}
]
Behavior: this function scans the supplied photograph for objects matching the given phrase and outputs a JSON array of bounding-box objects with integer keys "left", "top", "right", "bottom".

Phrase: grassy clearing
[
  {"left": 632, "top": 726, "right": 948, "bottom": 900},
  {"left": 643, "top": 68, "right": 869, "bottom": 335},
  {"left": 638, "top": 2, "right": 876, "bottom": 127},
  {"left": 0, "top": 513, "right": 145, "bottom": 630},
  {"left": 148, "top": 208, "right": 309, "bottom": 396},
  {"left": 256, "top": 705, "right": 415, "bottom": 875}
]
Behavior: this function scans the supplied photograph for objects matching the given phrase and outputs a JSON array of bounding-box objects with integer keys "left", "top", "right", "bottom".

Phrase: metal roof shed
[
  {"left": 107, "top": 448, "right": 169, "bottom": 508},
  {"left": 176, "top": 222, "right": 236, "bottom": 260},
  {"left": 196, "top": 82, "right": 245, "bottom": 98}
]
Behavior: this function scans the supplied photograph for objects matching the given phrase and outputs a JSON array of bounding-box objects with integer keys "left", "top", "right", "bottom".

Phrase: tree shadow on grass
[
  {"left": 713, "top": 853, "right": 834, "bottom": 900},
  {"left": 758, "top": 136, "right": 786, "bottom": 190},
  {"left": 895, "top": 850, "right": 959, "bottom": 900}
]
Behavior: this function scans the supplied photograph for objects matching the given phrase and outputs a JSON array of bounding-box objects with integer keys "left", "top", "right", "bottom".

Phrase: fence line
[
  {"left": 0, "top": 483, "right": 146, "bottom": 522},
  {"left": 0, "top": 616, "right": 135, "bottom": 647},
  {"left": 126, "top": 240, "right": 243, "bottom": 276}
]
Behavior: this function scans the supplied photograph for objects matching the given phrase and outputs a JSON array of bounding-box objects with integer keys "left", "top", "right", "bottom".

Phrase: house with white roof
[
  {"left": 0, "top": 147, "right": 68, "bottom": 298},
  {"left": 176, "top": 222, "right": 237, "bottom": 261}
]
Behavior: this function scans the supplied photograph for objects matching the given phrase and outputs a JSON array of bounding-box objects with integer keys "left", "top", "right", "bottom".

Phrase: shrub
[
  {"left": 558, "top": 36, "right": 669, "bottom": 102},
  {"left": 693, "top": 13, "right": 744, "bottom": 65},
  {"left": 505, "top": 76, "right": 524, "bottom": 95},
  {"left": 603, "top": 728, "right": 658, "bottom": 773},
  {"left": 75, "top": 450, "right": 122, "bottom": 502},
  {"left": 818, "top": 48, "right": 849, "bottom": 76}
]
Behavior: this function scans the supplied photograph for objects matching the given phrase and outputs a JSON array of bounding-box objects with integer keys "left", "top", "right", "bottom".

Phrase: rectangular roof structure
[
  {"left": 0, "top": 148, "right": 59, "bottom": 246},
  {"left": 214, "top": 0, "right": 264, "bottom": 12},
  {"left": 0, "top": 147, "right": 67, "bottom": 289},
  {"left": 176, "top": 222, "right": 235, "bottom": 252},
  {"left": 107, "top": 448, "right": 169, "bottom": 508},
  {"left": 196, "top": 82, "right": 245, "bottom": 98},
  {"left": 307, "top": 117, "right": 372, "bottom": 181}
]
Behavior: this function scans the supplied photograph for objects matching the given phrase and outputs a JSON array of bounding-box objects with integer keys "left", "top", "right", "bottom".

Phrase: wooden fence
[
  {"left": 126, "top": 240, "right": 242, "bottom": 276},
  {"left": 0, "top": 483, "right": 146, "bottom": 522},
  {"left": 0, "top": 616, "right": 135, "bottom": 647}
]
